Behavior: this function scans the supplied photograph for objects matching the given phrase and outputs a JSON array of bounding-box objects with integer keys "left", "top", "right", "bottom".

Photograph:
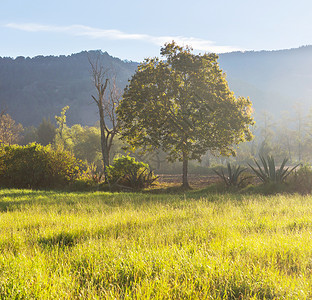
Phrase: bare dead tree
[{"left": 89, "top": 57, "right": 121, "bottom": 178}]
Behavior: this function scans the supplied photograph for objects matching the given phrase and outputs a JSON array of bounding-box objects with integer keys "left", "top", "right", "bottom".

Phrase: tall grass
[{"left": 0, "top": 189, "right": 312, "bottom": 298}]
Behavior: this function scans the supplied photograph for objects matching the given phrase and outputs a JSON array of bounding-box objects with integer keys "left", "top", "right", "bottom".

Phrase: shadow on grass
[
  {"left": 37, "top": 221, "right": 152, "bottom": 249},
  {"left": 0, "top": 190, "right": 55, "bottom": 199},
  {"left": 144, "top": 185, "right": 193, "bottom": 195},
  {"left": 37, "top": 212, "right": 203, "bottom": 250},
  {"left": 145, "top": 182, "right": 288, "bottom": 201},
  {"left": 38, "top": 232, "right": 78, "bottom": 248},
  {"left": 0, "top": 189, "right": 76, "bottom": 212},
  {"left": 145, "top": 182, "right": 227, "bottom": 196}
]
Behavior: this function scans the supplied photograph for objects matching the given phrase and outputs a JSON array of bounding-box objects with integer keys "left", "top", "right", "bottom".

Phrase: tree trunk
[
  {"left": 98, "top": 103, "right": 109, "bottom": 179},
  {"left": 182, "top": 151, "right": 190, "bottom": 189},
  {"left": 90, "top": 60, "right": 120, "bottom": 183}
]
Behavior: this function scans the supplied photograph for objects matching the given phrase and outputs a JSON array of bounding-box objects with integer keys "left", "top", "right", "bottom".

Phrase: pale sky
[{"left": 1, "top": 0, "right": 312, "bottom": 61}]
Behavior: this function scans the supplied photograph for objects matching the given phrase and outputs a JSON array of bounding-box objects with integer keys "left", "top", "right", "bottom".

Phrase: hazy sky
[{"left": 2, "top": 0, "right": 312, "bottom": 61}]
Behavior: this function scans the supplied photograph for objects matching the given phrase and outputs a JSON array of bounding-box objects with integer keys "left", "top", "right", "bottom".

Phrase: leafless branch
[{"left": 88, "top": 54, "right": 121, "bottom": 175}]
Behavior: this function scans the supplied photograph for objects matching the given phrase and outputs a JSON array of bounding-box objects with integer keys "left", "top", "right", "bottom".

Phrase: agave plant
[
  {"left": 248, "top": 155, "right": 298, "bottom": 183},
  {"left": 214, "top": 162, "right": 249, "bottom": 187},
  {"left": 126, "top": 167, "right": 159, "bottom": 190}
]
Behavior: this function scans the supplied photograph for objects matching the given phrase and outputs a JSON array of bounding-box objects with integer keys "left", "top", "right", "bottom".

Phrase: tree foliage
[
  {"left": 20, "top": 126, "right": 38, "bottom": 145},
  {"left": 0, "top": 113, "right": 23, "bottom": 145},
  {"left": 55, "top": 106, "right": 71, "bottom": 150},
  {"left": 70, "top": 124, "right": 102, "bottom": 166},
  {"left": 37, "top": 118, "right": 56, "bottom": 146},
  {"left": 117, "top": 42, "right": 254, "bottom": 187}
]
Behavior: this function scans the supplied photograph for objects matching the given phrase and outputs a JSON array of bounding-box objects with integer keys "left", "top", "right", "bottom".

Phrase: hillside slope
[
  {"left": 0, "top": 50, "right": 137, "bottom": 126},
  {"left": 1, "top": 46, "right": 312, "bottom": 126},
  {"left": 219, "top": 46, "right": 312, "bottom": 115}
]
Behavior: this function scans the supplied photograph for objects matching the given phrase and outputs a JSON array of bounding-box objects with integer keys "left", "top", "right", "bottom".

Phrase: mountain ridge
[{"left": 1, "top": 46, "right": 312, "bottom": 127}]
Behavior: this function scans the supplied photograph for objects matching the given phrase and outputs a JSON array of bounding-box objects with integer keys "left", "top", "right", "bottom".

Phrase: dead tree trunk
[{"left": 90, "top": 57, "right": 120, "bottom": 180}]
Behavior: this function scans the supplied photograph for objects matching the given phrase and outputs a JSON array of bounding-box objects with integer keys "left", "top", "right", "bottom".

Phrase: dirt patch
[{"left": 157, "top": 174, "right": 220, "bottom": 189}]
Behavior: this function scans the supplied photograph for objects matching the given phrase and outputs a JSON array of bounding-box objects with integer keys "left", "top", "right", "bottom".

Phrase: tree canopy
[
  {"left": 117, "top": 42, "right": 254, "bottom": 187},
  {"left": 37, "top": 118, "right": 56, "bottom": 146},
  {"left": 0, "top": 113, "right": 23, "bottom": 145}
]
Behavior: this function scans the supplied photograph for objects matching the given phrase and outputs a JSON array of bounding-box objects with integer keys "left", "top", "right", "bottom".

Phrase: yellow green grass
[{"left": 0, "top": 189, "right": 312, "bottom": 299}]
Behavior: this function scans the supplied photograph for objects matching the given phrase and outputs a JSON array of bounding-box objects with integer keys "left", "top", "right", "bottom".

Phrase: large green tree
[{"left": 117, "top": 42, "right": 254, "bottom": 188}]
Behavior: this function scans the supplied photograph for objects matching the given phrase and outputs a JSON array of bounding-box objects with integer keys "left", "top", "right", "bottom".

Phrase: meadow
[{"left": 0, "top": 188, "right": 312, "bottom": 299}]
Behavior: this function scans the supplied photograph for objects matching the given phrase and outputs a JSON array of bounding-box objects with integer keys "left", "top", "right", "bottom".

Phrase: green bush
[
  {"left": 287, "top": 165, "right": 312, "bottom": 194},
  {"left": 106, "top": 156, "right": 158, "bottom": 190},
  {"left": 0, "top": 143, "right": 83, "bottom": 189}
]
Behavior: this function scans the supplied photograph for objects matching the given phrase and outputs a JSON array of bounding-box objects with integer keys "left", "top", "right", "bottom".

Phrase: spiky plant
[
  {"left": 126, "top": 167, "right": 159, "bottom": 190},
  {"left": 214, "top": 163, "right": 249, "bottom": 188},
  {"left": 248, "top": 155, "right": 298, "bottom": 183}
]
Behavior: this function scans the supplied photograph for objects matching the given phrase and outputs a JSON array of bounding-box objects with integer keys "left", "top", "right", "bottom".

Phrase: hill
[
  {"left": 0, "top": 50, "right": 137, "bottom": 126},
  {"left": 1, "top": 46, "right": 312, "bottom": 126},
  {"left": 219, "top": 46, "right": 312, "bottom": 116}
]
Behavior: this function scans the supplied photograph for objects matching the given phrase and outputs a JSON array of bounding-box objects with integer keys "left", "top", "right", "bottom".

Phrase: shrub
[
  {"left": 106, "top": 156, "right": 158, "bottom": 190},
  {"left": 287, "top": 165, "right": 312, "bottom": 194},
  {"left": 0, "top": 143, "right": 83, "bottom": 189}
]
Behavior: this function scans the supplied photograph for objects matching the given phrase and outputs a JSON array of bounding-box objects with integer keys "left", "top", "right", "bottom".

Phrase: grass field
[{"left": 0, "top": 188, "right": 312, "bottom": 299}]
